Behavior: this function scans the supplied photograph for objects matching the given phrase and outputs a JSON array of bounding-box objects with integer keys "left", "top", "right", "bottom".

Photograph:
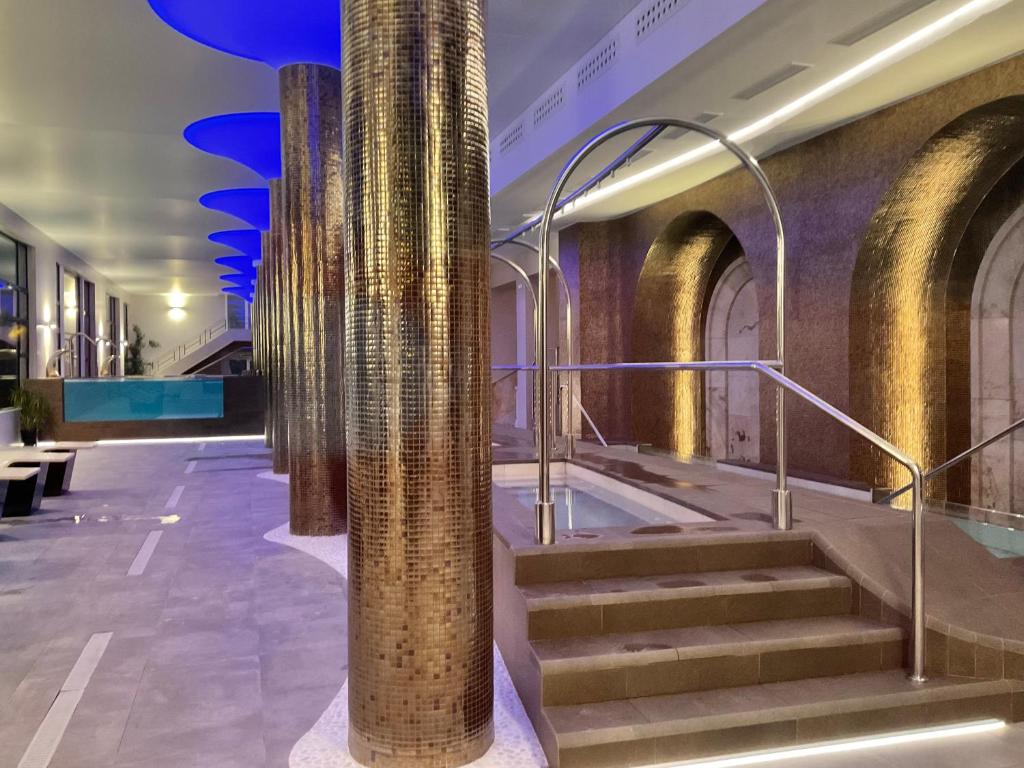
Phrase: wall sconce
[{"left": 167, "top": 307, "right": 187, "bottom": 322}]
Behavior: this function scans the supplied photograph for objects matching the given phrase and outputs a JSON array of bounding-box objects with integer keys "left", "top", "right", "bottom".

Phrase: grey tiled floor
[
  {"left": 2, "top": 439, "right": 1024, "bottom": 768},
  {"left": 0, "top": 440, "right": 345, "bottom": 768}
]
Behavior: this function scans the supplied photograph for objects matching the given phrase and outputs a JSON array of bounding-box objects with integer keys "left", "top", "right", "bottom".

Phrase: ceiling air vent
[
  {"left": 732, "top": 63, "right": 810, "bottom": 101},
  {"left": 635, "top": 0, "right": 691, "bottom": 40},
  {"left": 577, "top": 38, "right": 617, "bottom": 90},
  {"left": 661, "top": 113, "right": 721, "bottom": 140},
  {"left": 499, "top": 120, "right": 525, "bottom": 155},
  {"left": 533, "top": 86, "right": 565, "bottom": 128},
  {"left": 831, "top": 0, "right": 935, "bottom": 46}
]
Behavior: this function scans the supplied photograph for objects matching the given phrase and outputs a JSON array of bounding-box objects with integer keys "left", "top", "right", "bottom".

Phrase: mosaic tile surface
[
  {"left": 261, "top": 517, "right": 546, "bottom": 768},
  {"left": 342, "top": 0, "right": 494, "bottom": 763}
]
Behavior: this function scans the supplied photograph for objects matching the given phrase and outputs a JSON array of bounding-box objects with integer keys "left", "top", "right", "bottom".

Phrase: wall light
[
  {"left": 573, "top": 0, "right": 1011, "bottom": 212},
  {"left": 168, "top": 307, "right": 187, "bottom": 322},
  {"left": 648, "top": 720, "right": 1004, "bottom": 768}
]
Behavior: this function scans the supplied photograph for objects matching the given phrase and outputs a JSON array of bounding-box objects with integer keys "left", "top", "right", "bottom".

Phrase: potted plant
[
  {"left": 10, "top": 388, "right": 51, "bottom": 446},
  {"left": 125, "top": 324, "right": 160, "bottom": 376}
]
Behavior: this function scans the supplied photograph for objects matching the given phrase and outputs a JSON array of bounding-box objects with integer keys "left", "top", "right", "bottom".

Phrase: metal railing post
[
  {"left": 910, "top": 465, "right": 926, "bottom": 683},
  {"left": 529, "top": 117, "right": 788, "bottom": 544}
]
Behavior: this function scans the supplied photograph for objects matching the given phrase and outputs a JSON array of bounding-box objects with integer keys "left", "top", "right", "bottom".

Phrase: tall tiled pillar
[
  {"left": 280, "top": 64, "right": 347, "bottom": 536},
  {"left": 257, "top": 242, "right": 273, "bottom": 448},
  {"left": 270, "top": 178, "right": 290, "bottom": 474},
  {"left": 343, "top": 1, "right": 493, "bottom": 765}
]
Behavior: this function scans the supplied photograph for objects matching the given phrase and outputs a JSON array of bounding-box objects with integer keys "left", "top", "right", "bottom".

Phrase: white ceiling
[
  {"left": 487, "top": 0, "right": 638, "bottom": 132},
  {"left": 490, "top": 0, "right": 1024, "bottom": 267},
  {"left": 0, "top": 0, "right": 1021, "bottom": 297}
]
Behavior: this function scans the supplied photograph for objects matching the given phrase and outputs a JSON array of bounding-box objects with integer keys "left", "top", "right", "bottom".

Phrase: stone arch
[
  {"left": 632, "top": 211, "right": 745, "bottom": 457},
  {"left": 850, "top": 96, "right": 1024, "bottom": 497},
  {"left": 705, "top": 256, "right": 760, "bottom": 463}
]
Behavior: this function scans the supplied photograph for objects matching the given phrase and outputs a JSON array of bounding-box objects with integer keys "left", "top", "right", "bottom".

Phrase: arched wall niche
[
  {"left": 850, "top": 95, "right": 1024, "bottom": 498},
  {"left": 705, "top": 256, "right": 760, "bottom": 464},
  {"left": 969, "top": 186, "right": 1024, "bottom": 512},
  {"left": 631, "top": 210, "right": 751, "bottom": 457}
]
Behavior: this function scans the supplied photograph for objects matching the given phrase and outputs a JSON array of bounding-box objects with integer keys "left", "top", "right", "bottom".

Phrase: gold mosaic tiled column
[
  {"left": 342, "top": 0, "right": 493, "bottom": 764},
  {"left": 279, "top": 64, "right": 347, "bottom": 536},
  {"left": 270, "top": 178, "right": 290, "bottom": 474}
]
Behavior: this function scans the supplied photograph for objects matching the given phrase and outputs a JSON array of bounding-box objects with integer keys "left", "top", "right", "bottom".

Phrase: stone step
[
  {"left": 513, "top": 530, "right": 814, "bottom": 586},
  {"left": 533, "top": 615, "right": 905, "bottom": 706},
  {"left": 525, "top": 565, "right": 852, "bottom": 640},
  {"left": 543, "top": 671, "right": 1024, "bottom": 768}
]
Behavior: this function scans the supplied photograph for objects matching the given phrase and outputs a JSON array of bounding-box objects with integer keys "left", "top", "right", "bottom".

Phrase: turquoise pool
[{"left": 63, "top": 377, "right": 224, "bottom": 422}]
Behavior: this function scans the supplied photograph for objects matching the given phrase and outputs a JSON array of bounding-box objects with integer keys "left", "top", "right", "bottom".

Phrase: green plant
[
  {"left": 10, "top": 388, "right": 51, "bottom": 432},
  {"left": 125, "top": 324, "right": 160, "bottom": 376}
]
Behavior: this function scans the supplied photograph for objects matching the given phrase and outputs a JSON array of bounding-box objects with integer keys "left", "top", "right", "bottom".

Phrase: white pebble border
[{"left": 263, "top": 489, "right": 548, "bottom": 768}]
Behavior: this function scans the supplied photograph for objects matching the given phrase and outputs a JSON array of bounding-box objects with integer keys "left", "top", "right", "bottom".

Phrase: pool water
[
  {"left": 504, "top": 476, "right": 705, "bottom": 530},
  {"left": 953, "top": 519, "right": 1024, "bottom": 558},
  {"left": 63, "top": 377, "right": 224, "bottom": 422}
]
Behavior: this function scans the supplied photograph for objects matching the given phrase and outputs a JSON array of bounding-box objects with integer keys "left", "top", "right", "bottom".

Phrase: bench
[
  {"left": 0, "top": 450, "right": 75, "bottom": 510},
  {"left": 0, "top": 465, "right": 41, "bottom": 518},
  {"left": 36, "top": 442, "right": 96, "bottom": 496}
]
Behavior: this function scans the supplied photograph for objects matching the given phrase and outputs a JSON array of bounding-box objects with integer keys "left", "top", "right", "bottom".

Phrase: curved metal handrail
[
  {"left": 532, "top": 117, "right": 790, "bottom": 550},
  {"left": 878, "top": 416, "right": 1024, "bottom": 506},
  {"left": 492, "top": 240, "right": 578, "bottom": 456},
  {"left": 490, "top": 125, "right": 667, "bottom": 251},
  {"left": 494, "top": 358, "right": 926, "bottom": 683}
]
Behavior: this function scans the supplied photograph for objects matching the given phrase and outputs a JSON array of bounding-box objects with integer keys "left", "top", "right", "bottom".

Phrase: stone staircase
[{"left": 494, "top": 529, "right": 1024, "bottom": 768}]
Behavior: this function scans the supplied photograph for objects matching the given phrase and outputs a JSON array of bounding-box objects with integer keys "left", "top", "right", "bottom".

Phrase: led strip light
[
  {"left": 90, "top": 434, "right": 265, "bottom": 446},
  {"left": 574, "top": 0, "right": 1011, "bottom": 211},
  {"left": 648, "top": 719, "right": 1005, "bottom": 768}
]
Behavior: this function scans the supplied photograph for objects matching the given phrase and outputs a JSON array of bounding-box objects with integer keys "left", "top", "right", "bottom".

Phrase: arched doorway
[
  {"left": 705, "top": 256, "right": 760, "bottom": 463},
  {"left": 850, "top": 96, "right": 1024, "bottom": 499},
  {"left": 632, "top": 211, "right": 751, "bottom": 458},
  {"left": 970, "top": 202, "right": 1024, "bottom": 512}
]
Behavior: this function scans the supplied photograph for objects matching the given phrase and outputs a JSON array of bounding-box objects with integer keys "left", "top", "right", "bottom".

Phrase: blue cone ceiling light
[
  {"left": 200, "top": 188, "right": 270, "bottom": 231},
  {"left": 220, "top": 271, "right": 255, "bottom": 287},
  {"left": 147, "top": 0, "right": 340, "bottom": 69},
  {"left": 216, "top": 254, "right": 260, "bottom": 272},
  {"left": 222, "top": 285, "right": 254, "bottom": 302},
  {"left": 185, "top": 112, "right": 282, "bottom": 180},
  {"left": 209, "top": 229, "right": 263, "bottom": 258}
]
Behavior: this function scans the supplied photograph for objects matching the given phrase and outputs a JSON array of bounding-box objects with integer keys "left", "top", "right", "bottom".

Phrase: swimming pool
[
  {"left": 494, "top": 463, "right": 710, "bottom": 530},
  {"left": 63, "top": 377, "right": 224, "bottom": 422}
]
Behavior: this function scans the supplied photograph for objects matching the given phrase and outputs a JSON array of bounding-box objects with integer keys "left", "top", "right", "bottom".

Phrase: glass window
[
  {"left": 226, "top": 294, "right": 247, "bottom": 329},
  {"left": 0, "top": 233, "right": 29, "bottom": 404}
]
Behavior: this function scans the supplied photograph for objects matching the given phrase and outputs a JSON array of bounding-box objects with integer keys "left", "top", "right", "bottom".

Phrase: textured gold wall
[
  {"left": 270, "top": 178, "right": 289, "bottom": 475},
  {"left": 850, "top": 98, "right": 1024, "bottom": 496},
  {"left": 342, "top": 0, "right": 493, "bottom": 765},
  {"left": 632, "top": 212, "right": 738, "bottom": 457},
  {"left": 280, "top": 64, "right": 347, "bottom": 537},
  {"left": 565, "top": 54, "right": 1024, "bottom": 483}
]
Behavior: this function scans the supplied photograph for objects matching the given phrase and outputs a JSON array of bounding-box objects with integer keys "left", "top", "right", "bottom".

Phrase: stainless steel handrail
[
  {"left": 156, "top": 318, "right": 231, "bottom": 370},
  {"left": 490, "top": 125, "right": 667, "bottom": 250},
  {"left": 491, "top": 369, "right": 520, "bottom": 387},
  {"left": 878, "top": 416, "right": 1024, "bottom": 506},
  {"left": 494, "top": 358, "right": 926, "bottom": 683},
  {"left": 574, "top": 393, "right": 608, "bottom": 447},
  {"left": 492, "top": 242, "right": 577, "bottom": 456},
  {"left": 532, "top": 118, "right": 790, "bottom": 548}
]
